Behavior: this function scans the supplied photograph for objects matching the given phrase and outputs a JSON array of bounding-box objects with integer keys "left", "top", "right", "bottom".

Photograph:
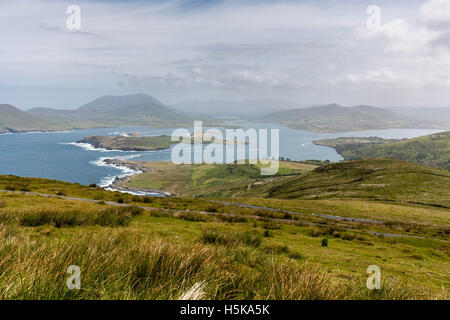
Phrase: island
[
  {"left": 78, "top": 135, "right": 174, "bottom": 151},
  {"left": 77, "top": 133, "right": 247, "bottom": 152}
]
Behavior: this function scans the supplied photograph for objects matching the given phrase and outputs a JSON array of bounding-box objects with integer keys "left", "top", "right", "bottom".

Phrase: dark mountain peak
[
  {"left": 79, "top": 93, "right": 165, "bottom": 112},
  {"left": 0, "top": 104, "right": 20, "bottom": 111}
]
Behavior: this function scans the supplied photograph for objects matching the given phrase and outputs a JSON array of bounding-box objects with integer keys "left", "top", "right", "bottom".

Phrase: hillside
[
  {"left": 122, "top": 161, "right": 317, "bottom": 197},
  {"left": 0, "top": 172, "right": 449, "bottom": 299},
  {"left": 243, "top": 158, "right": 450, "bottom": 208},
  {"left": 262, "top": 103, "right": 440, "bottom": 132},
  {"left": 0, "top": 104, "right": 72, "bottom": 133},
  {"left": 314, "top": 131, "right": 450, "bottom": 170}
]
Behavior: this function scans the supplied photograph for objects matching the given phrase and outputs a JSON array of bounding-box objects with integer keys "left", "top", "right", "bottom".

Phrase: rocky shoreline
[
  {"left": 77, "top": 135, "right": 172, "bottom": 152},
  {"left": 103, "top": 158, "right": 174, "bottom": 197}
]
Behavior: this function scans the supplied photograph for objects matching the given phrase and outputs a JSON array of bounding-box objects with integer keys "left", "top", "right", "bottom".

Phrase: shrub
[
  {"left": 263, "top": 230, "right": 273, "bottom": 238},
  {"left": 143, "top": 197, "right": 153, "bottom": 204}
]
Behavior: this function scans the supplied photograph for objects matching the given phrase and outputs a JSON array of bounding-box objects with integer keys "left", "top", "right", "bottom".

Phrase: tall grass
[
  {"left": 0, "top": 206, "right": 143, "bottom": 227},
  {"left": 0, "top": 224, "right": 445, "bottom": 300},
  {"left": 201, "top": 227, "right": 263, "bottom": 247}
]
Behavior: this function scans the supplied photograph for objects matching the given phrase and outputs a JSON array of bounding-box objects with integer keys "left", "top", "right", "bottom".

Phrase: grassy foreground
[{"left": 0, "top": 171, "right": 449, "bottom": 300}]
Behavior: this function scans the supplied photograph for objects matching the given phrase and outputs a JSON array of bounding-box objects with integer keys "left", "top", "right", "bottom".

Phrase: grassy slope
[
  {"left": 126, "top": 161, "right": 317, "bottom": 197},
  {"left": 242, "top": 159, "right": 450, "bottom": 207},
  {"left": 0, "top": 104, "right": 77, "bottom": 132},
  {"left": 0, "top": 175, "right": 449, "bottom": 299},
  {"left": 315, "top": 131, "right": 450, "bottom": 170}
]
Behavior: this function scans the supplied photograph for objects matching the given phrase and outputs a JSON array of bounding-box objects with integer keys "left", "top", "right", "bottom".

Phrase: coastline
[{"left": 102, "top": 158, "right": 173, "bottom": 197}]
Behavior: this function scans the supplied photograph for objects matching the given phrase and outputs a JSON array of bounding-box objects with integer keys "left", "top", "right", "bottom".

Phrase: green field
[
  {"left": 125, "top": 161, "right": 317, "bottom": 197},
  {"left": 0, "top": 172, "right": 449, "bottom": 299},
  {"left": 0, "top": 157, "right": 449, "bottom": 300}
]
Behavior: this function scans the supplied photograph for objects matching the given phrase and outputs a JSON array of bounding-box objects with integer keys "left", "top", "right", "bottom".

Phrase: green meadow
[{"left": 0, "top": 157, "right": 449, "bottom": 300}]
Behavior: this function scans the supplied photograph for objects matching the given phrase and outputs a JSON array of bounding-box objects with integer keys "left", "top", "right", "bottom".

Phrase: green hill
[
  {"left": 263, "top": 103, "right": 440, "bottom": 132},
  {"left": 315, "top": 131, "right": 450, "bottom": 170},
  {"left": 243, "top": 158, "right": 450, "bottom": 207},
  {"left": 124, "top": 161, "right": 316, "bottom": 197},
  {"left": 0, "top": 104, "right": 72, "bottom": 133},
  {"left": 28, "top": 93, "right": 187, "bottom": 128}
]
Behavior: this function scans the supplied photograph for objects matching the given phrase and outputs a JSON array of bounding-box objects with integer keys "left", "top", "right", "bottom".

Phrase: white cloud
[
  {"left": 1, "top": 0, "right": 450, "bottom": 108},
  {"left": 343, "top": 0, "right": 450, "bottom": 93}
]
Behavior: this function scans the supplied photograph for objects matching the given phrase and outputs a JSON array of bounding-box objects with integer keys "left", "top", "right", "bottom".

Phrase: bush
[
  {"left": 263, "top": 230, "right": 273, "bottom": 238},
  {"left": 143, "top": 197, "right": 153, "bottom": 204}
]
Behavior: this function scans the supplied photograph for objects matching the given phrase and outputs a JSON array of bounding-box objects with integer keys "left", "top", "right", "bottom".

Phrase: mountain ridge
[{"left": 262, "top": 103, "right": 444, "bottom": 132}]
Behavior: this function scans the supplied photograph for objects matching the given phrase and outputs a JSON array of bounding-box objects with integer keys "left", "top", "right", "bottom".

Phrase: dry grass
[{"left": 0, "top": 222, "right": 447, "bottom": 300}]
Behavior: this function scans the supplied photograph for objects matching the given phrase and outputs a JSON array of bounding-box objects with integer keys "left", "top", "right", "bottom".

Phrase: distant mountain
[
  {"left": 28, "top": 93, "right": 187, "bottom": 128},
  {"left": 79, "top": 93, "right": 166, "bottom": 113},
  {"left": 172, "top": 99, "right": 301, "bottom": 117},
  {"left": 26, "top": 107, "right": 78, "bottom": 119},
  {"left": 0, "top": 104, "right": 64, "bottom": 133},
  {"left": 262, "top": 103, "right": 440, "bottom": 132},
  {"left": 388, "top": 107, "right": 450, "bottom": 123}
]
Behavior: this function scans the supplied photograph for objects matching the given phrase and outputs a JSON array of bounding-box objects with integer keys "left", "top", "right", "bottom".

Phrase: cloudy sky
[{"left": 1, "top": 0, "right": 450, "bottom": 109}]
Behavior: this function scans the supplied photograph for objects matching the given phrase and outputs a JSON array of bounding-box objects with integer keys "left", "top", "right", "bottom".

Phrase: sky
[{"left": 1, "top": 0, "right": 450, "bottom": 110}]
